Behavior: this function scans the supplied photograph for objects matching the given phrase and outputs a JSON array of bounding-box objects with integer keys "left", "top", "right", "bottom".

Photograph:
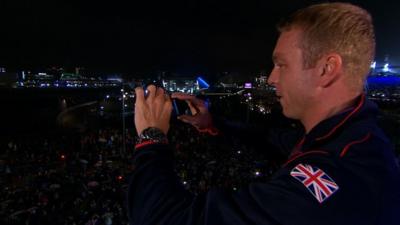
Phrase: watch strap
[{"left": 135, "top": 127, "right": 168, "bottom": 150}]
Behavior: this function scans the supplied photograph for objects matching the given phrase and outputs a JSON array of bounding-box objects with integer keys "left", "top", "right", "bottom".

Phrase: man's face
[{"left": 268, "top": 29, "right": 319, "bottom": 120}]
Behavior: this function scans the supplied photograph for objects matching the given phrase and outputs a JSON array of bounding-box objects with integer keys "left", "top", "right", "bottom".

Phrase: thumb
[
  {"left": 186, "top": 100, "right": 198, "bottom": 115},
  {"left": 177, "top": 115, "right": 196, "bottom": 125}
]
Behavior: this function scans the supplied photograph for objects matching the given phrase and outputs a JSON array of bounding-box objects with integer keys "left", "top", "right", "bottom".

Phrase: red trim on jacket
[
  {"left": 197, "top": 127, "right": 220, "bottom": 136},
  {"left": 283, "top": 150, "right": 329, "bottom": 167},
  {"left": 295, "top": 136, "right": 306, "bottom": 149},
  {"left": 340, "top": 133, "right": 371, "bottom": 157},
  {"left": 135, "top": 140, "right": 168, "bottom": 150},
  {"left": 288, "top": 136, "right": 306, "bottom": 158},
  {"left": 315, "top": 94, "right": 365, "bottom": 141}
]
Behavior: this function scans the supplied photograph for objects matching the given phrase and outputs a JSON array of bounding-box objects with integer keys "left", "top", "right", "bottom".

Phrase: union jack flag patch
[{"left": 290, "top": 163, "right": 339, "bottom": 203}]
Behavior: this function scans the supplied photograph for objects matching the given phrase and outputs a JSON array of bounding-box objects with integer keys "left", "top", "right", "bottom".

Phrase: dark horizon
[{"left": 1, "top": 0, "right": 400, "bottom": 75}]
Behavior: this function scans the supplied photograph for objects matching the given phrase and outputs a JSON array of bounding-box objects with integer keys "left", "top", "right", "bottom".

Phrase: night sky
[{"left": 0, "top": 0, "right": 399, "bottom": 75}]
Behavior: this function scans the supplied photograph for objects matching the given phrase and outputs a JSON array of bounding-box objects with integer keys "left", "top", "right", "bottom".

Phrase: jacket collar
[{"left": 297, "top": 94, "right": 378, "bottom": 151}]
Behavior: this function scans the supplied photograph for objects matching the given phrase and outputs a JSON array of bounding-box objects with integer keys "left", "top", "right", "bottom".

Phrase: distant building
[
  {"left": 162, "top": 77, "right": 199, "bottom": 93},
  {"left": 16, "top": 71, "right": 121, "bottom": 88}
]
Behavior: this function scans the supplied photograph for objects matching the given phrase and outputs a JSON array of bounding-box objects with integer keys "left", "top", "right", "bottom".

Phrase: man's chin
[{"left": 282, "top": 107, "right": 295, "bottom": 119}]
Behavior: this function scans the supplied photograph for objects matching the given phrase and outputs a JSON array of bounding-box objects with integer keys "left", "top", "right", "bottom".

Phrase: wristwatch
[{"left": 137, "top": 127, "right": 168, "bottom": 145}]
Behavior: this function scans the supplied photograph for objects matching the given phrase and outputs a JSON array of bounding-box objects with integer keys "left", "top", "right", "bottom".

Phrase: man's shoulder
[{"left": 324, "top": 118, "right": 392, "bottom": 157}]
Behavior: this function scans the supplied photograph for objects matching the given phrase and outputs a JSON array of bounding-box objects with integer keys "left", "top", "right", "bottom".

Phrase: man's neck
[{"left": 302, "top": 93, "right": 361, "bottom": 134}]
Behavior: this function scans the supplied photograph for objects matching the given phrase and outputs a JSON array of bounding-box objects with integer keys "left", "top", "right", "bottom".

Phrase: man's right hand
[{"left": 171, "top": 93, "right": 216, "bottom": 134}]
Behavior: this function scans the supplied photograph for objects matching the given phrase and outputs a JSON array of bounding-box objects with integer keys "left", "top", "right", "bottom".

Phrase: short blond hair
[{"left": 278, "top": 3, "right": 375, "bottom": 90}]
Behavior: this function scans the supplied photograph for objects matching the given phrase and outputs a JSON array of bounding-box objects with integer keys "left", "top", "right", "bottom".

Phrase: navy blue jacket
[{"left": 128, "top": 95, "right": 400, "bottom": 225}]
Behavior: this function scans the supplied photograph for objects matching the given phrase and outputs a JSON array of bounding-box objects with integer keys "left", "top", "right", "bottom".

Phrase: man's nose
[{"left": 267, "top": 69, "right": 278, "bottom": 86}]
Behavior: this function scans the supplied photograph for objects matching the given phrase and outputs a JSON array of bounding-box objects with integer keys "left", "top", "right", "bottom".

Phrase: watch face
[{"left": 139, "top": 127, "right": 167, "bottom": 142}]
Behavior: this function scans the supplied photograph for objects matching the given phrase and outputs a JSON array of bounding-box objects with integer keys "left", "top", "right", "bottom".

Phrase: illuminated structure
[
  {"left": 17, "top": 71, "right": 121, "bottom": 88},
  {"left": 161, "top": 77, "right": 200, "bottom": 93},
  {"left": 366, "top": 57, "right": 400, "bottom": 104},
  {"left": 369, "top": 55, "right": 400, "bottom": 76}
]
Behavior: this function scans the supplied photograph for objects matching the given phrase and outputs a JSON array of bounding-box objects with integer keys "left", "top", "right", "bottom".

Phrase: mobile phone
[{"left": 172, "top": 99, "right": 191, "bottom": 116}]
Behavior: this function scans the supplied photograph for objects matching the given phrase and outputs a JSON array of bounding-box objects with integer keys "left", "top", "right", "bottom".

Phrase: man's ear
[{"left": 318, "top": 54, "right": 343, "bottom": 87}]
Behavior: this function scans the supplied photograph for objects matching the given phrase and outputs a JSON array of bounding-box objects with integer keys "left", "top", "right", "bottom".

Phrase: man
[{"left": 128, "top": 3, "right": 400, "bottom": 225}]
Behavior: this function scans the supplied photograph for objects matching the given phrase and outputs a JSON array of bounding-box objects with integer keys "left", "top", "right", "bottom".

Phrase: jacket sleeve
[
  {"left": 127, "top": 143, "right": 203, "bottom": 225},
  {"left": 127, "top": 143, "right": 333, "bottom": 225}
]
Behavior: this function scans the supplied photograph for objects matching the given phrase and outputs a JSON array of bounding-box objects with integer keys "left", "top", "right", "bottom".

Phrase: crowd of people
[
  {"left": 1, "top": 129, "right": 132, "bottom": 225},
  {"left": 1, "top": 95, "right": 400, "bottom": 225},
  {"left": 171, "top": 121, "right": 284, "bottom": 194},
  {"left": 1, "top": 94, "right": 399, "bottom": 225},
  {"left": 1, "top": 116, "right": 289, "bottom": 225}
]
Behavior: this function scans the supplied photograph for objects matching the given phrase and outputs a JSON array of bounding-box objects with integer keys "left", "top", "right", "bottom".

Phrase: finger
[
  {"left": 171, "top": 92, "right": 196, "bottom": 101},
  {"left": 177, "top": 115, "right": 195, "bottom": 124},
  {"left": 186, "top": 100, "right": 198, "bottom": 115},
  {"left": 151, "top": 88, "right": 166, "bottom": 118},
  {"left": 135, "top": 87, "right": 145, "bottom": 105},
  {"left": 146, "top": 85, "right": 157, "bottom": 102},
  {"left": 172, "top": 93, "right": 205, "bottom": 107},
  {"left": 164, "top": 92, "right": 172, "bottom": 105},
  {"left": 156, "top": 87, "right": 165, "bottom": 98},
  {"left": 162, "top": 95, "right": 173, "bottom": 119},
  {"left": 155, "top": 87, "right": 166, "bottom": 106},
  {"left": 157, "top": 91, "right": 172, "bottom": 118}
]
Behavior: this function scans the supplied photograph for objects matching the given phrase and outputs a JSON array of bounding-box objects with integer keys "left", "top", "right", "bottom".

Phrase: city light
[
  {"left": 383, "top": 63, "right": 390, "bottom": 72},
  {"left": 197, "top": 77, "right": 210, "bottom": 89},
  {"left": 370, "top": 61, "right": 376, "bottom": 69},
  {"left": 244, "top": 83, "right": 252, "bottom": 89}
]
